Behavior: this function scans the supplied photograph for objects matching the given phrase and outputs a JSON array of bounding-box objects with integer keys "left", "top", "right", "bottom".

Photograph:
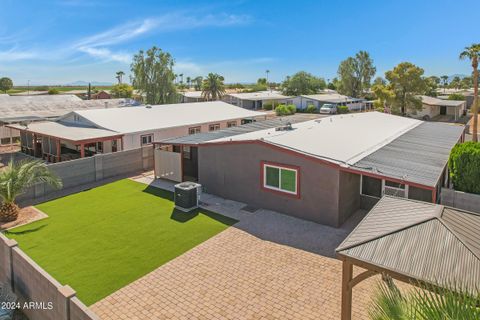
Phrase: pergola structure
[
  {"left": 8, "top": 121, "right": 123, "bottom": 162},
  {"left": 336, "top": 196, "right": 480, "bottom": 320}
]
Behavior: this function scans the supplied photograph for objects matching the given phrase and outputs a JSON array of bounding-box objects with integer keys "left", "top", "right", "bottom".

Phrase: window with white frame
[
  {"left": 140, "top": 134, "right": 153, "bottom": 146},
  {"left": 188, "top": 126, "right": 201, "bottom": 135},
  {"left": 209, "top": 123, "right": 220, "bottom": 131},
  {"left": 383, "top": 180, "right": 408, "bottom": 198},
  {"left": 263, "top": 163, "right": 298, "bottom": 195},
  {"left": 227, "top": 121, "right": 237, "bottom": 128}
]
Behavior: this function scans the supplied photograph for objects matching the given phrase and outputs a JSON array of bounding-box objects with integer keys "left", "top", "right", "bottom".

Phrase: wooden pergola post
[
  {"left": 80, "top": 143, "right": 85, "bottom": 158},
  {"left": 341, "top": 260, "right": 353, "bottom": 320}
]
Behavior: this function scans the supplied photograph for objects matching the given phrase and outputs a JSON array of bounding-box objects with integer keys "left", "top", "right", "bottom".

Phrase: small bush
[
  {"left": 263, "top": 102, "right": 273, "bottom": 110},
  {"left": 448, "top": 142, "right": 480, "bottom": 194},
  {"left": 305, "top": 105, "right": 317, "bottom": 113},
  {"left": 448, "top": 93, "right": 466, "bottom": 101},
  {"left": 275, "top": 104, "right": 296, "bottom": 116},
  {"left": 48, "top": 88, "right": 59, "bottom": 95},
  {"left": 337, "top": 105, "right": 349, "bottom": 114}
]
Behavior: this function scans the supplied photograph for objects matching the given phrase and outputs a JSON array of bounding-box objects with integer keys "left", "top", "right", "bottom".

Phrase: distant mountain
[{"left": 66, "top": 80, "right": 114, "bottom": 86}]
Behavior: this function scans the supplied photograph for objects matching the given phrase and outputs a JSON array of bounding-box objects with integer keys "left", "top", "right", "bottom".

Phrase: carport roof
[
  {"left": 336, "top": 196, "right": 480, "bottom": 294},
  {"left": 353, "top": 122, "right": 464, "bottom": 187}
]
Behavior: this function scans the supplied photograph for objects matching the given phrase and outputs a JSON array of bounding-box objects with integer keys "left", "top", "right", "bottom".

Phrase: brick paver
[{"left": 92, "top": 228, "right": 382, "bottom": 320}]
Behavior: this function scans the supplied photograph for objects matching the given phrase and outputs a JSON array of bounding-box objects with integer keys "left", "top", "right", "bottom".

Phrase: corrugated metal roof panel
[
  {"left": 160, "top": 114, "right": 323, "bottom": 145},
  {"left": 337, "top": 197, "right": 480, "bottom": 294},
  {"left": 354, "top": 122, "right": 464, "bottom": 187}
]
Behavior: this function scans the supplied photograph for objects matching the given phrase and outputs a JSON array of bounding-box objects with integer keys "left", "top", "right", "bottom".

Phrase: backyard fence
[
  {"left": 17, "top": 146, "right": 154, "bottom": 205},
  {"left": 0, "top": 233, "right": 99, "bottom": 320},
  {"left": 441, "top": 187, "right": 480, "bottom": 213}
]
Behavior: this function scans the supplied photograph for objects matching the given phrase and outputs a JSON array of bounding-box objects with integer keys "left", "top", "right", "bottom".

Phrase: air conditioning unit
[{"left": 174, "top": 182, "right": 202, "bottom": 212}]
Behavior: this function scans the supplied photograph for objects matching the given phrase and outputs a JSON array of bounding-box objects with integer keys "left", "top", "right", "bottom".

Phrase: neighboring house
[
  {"left": 91, "top": 90, "right": 112, "bottom": 100},
  {"left": 154, "top": 112, "right": 464, "bottom": 227},
  {"left": 416, "top": 95, "right": 466, "bottom": 121},
  {"left": 8, "top": 101, "right": 266, "bottom": 162},
  {"left": 224, "top": 91, "right": 291, "bottom": 110},
  {"left": 0, "top": 95, "right": 137, "bottom": 145},
  {"left": 292, "top": 94, "right": 366, "bottom": 111},
  {"left": 180, "top": 91, "right": 206, "bottom": 103}
]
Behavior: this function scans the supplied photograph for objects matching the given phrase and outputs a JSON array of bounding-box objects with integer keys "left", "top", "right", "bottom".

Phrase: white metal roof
[
  {"left": 181, "top": 91, "right": 203, "bottom": 98},
  {"left": 209, "top": 112, "right": 421, "bottom": 165},
  {"left": 226, "top": 91, "right": 290, "bottom": 101},
  {"left": 0, "top": 95, "right": 136, "bottom": 120},
  {"left": 300, "top": 93, "right": 363, "bottom": 103},
  {"left": 420, "top": 95, "right": 465, "bottom": 107},
  {"left": 8, "top": 121, "right": 120, "bottom": 142},
  {"left": 69, "top": 101, "right": 266, "bottom": 134}
]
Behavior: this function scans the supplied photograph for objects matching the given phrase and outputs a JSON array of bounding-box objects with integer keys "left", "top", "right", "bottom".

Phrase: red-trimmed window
[{"left": 262, "top": 162, "right": 299, "bottom": 196}]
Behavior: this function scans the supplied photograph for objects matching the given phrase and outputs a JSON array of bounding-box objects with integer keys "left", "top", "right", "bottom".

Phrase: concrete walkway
[{"left": 91, "top": 175, "right": 374, "bottom": 319}]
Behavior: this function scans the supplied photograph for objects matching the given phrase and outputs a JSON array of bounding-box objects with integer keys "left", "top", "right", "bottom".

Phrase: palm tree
[
  {"left": 440, "top": 75, "right": 449, "bottom": 93},
  {"left": 0, "top": 160, "right": 62, "bottom": 222},
  {"left": 179, "top": 74, "right": 184, "bottom": 85},
  {"left": 116, "top": 71, "right": 125, "bottom": 84},
  {"left": 201, "top": 73, "right": 226, "bottom": 101},
  {"left": 266, "top": 69, "right": 270, "bottom": 90},
  {"left": 460, "top": 44, "right": 480, "bottom": 142},
  {"left": 193, "top": 76, "right": 203, "bottom": 91},
  {"left": 186, "top": 76, "right": 191, "bottom": 89},
  {"left": 369, "top": 279, "right": 480, "bottom": 320}
]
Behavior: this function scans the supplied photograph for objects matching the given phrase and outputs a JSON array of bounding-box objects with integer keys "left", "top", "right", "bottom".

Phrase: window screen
[{"left": 264, "top": 164, "right": 298, "bottom": 195}]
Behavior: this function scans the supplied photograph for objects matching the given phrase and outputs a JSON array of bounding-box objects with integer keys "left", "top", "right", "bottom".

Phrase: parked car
[{"left": 319, "top": 104, "right": 337, "bottom": 114}]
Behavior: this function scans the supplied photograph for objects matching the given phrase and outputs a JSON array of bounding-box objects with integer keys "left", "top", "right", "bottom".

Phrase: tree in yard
[
  {"left": 371, "top": 82, "right": 394, "bottom": 112},
  {"left": 111, "top": 83, "right": 133, "bottom": 98},
  {"left": 193, "top": 76, "right": 203, "bottom": 91},
  {"left": 337, "top": 51, "right": 376, "bottom": 98},
  {"left": 449, "top": 76, "right": 462, "bottom": 90},
  {"left": 459, "top": 43, "right": 480, "bottom": 142},
  {"left": 130, "top": 46, "right": 177, "bottom": 105},
  {"left": 0, "top": 77, "right": 13, "bottom": 93},
  {"left": 385, "top": 62, "right": 426, "bottom": 115},
  {"left": 369, "top": 278, "right": 480, "bottom": 320},
  {"left": 281, "top": 71, "right": 326, "bottom": 96},
  {"left": 423, "top": 76, "right": 438, "bottom": 97},
  {"left": 461, "top": 76, "right": 473, "bottom": 89},
  {"left": 0, "top": 160, "right": 62, "bottom": 222},
  {"left": 440, "top": 75, "right": 449, "bottom": 92},
  {"left": 115, "top": 71, "right": 125, "bottom": 84},
  {"left": 201, "top": 73, "right": 226, "bottom": 101}
]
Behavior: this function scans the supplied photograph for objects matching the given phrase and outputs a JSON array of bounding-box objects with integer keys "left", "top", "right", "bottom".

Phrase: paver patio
[{"left": 92, "top": 227, "right": 379, "bottom": 320}]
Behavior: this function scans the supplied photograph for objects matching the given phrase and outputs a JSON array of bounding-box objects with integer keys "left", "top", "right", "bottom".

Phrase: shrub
[
  {"left": 275, "top": 104, "right": 296, "bottom": 116},
  {"left": 305, "top": 105, "right": 317, "bottom": 113},
  {"left": 48, "top": 88, "right": 59, "bottom": 95},
  {"left": 337, "top": 105, "right": 349, "bottom": 114},
  {"left": 448, "top": 93, "right": 466, "bottom": 101},
  {"left": 287, "top": 104, "right": 296, "bottom": 114},
  {"left": 263, "top": 102, "right": 273, "bottom": 110},
  {"left": 448, "top": 142, "right": 480, "bottom": 194}
]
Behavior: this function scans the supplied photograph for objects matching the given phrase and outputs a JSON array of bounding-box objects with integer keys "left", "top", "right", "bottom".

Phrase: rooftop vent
[
  {"left": 145, "top": 104, "right": 152, "bottom": 109},
  {"left": 275, "top": 122, "right": 293, "bottom": 131}
]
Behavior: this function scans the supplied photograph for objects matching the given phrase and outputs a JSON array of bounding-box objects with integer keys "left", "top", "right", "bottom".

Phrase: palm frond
[{"left": 368, "top": 279, "right": 408, "bottom": 320}]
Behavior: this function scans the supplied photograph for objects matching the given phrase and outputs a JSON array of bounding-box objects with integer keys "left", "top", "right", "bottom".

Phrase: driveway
[{"left": 92, "top": 176, "right": 378, "bottom": 319}]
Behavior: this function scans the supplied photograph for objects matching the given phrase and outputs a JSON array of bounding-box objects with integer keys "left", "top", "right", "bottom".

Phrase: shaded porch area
[{"left": 8, "top": 121, "right": 123, "bottom": 163}]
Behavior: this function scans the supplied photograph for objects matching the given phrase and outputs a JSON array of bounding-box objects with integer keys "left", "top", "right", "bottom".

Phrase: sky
[{"left": 0, "top": 0, "right": 479, "bottom": 85}]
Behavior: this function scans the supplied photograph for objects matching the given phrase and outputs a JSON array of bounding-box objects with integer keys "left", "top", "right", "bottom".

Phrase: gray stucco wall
[
  {"left": 338, "top": 171, "right": 361, "bottom": 223},
  {"left": 198, "top": 142, "right": 359, "bottom": 227}
]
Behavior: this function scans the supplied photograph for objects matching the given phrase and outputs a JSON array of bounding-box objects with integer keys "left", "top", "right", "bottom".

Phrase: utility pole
[{"left": 266, "top": 70, "right": 270, "bottom": 92}]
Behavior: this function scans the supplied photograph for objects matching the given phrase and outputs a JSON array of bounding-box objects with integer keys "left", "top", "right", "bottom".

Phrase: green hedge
[
  {"left": 337, "top": 105, "right": 349, "bottom": 114},
  {"left": 448, "top": 142, "right": 480, "bottom": 194},
  {"left": 305, "top": 105, "right": 317, "bottom": 113},
  {"left": 275, "top": 104, "right": 297, "bottom": 116}
]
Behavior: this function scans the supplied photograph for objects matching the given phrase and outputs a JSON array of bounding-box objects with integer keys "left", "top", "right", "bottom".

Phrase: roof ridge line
[
  {"left": 336, "top": 196, "right": 439, "bottom": 252},
  {"left": 436, "top": 214, "right": 480, "bottom": 260}
]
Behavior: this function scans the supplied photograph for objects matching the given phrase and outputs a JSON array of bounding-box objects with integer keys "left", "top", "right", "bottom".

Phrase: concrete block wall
[
  {"left": 17, "top": 146, "right": 154, "bottom": 203},
  {"left": 0, "top": 234, "right": 98, "bottom": 320},
  {"left": 441, "top": 188, "right": 480, "bottom": 213}
]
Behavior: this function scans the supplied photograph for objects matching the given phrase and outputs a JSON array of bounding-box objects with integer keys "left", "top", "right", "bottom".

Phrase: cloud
[
  {"left": 73, "top": 12, "right": 251, "bottom": 63},
  {"left": 0, "top": 48, "right": 37, "bottom": 61}
]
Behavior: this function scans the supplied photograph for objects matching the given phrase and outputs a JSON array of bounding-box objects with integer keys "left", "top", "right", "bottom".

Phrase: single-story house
[
  {"left": 154, "top": 112, "right": 464, "bottom": 227},
  {"left": 180, "top": 91, "right": 206, "bottom": 103},
  {"left": 415, "top": 95, "right": 466, "bottom": 121},
  {"left": 91, "top": 90, "right": 112, "bottom": 100},
  {"left": 8, "top": 101, "right": 266, "bottom": 162},
  {"left": 224, "top": 91, "right": 291, "bottom": 110},
  {"left": 0, "top": 95, "right": 138, "bottom": 145},
  {"left": 292, "top": 94, "right": 366, "bottom": 111}
]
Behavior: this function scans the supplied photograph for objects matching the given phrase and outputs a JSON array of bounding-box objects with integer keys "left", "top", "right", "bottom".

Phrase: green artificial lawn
[{"left": 7, "top": 179, "right": 236, "bottom": 305}]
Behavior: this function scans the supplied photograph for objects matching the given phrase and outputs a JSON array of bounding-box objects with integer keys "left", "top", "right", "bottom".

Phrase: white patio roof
[{"left": 226, "top": 91, "right": 290, "bottom": 101}]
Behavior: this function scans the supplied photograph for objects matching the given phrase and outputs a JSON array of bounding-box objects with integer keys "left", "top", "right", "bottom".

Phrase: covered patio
[
  {"left": 336, "top": 196, "right": 480, "bottom": 320},
  {"left": 8, "top": 121, "right": 123, "bottom": 162}
]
